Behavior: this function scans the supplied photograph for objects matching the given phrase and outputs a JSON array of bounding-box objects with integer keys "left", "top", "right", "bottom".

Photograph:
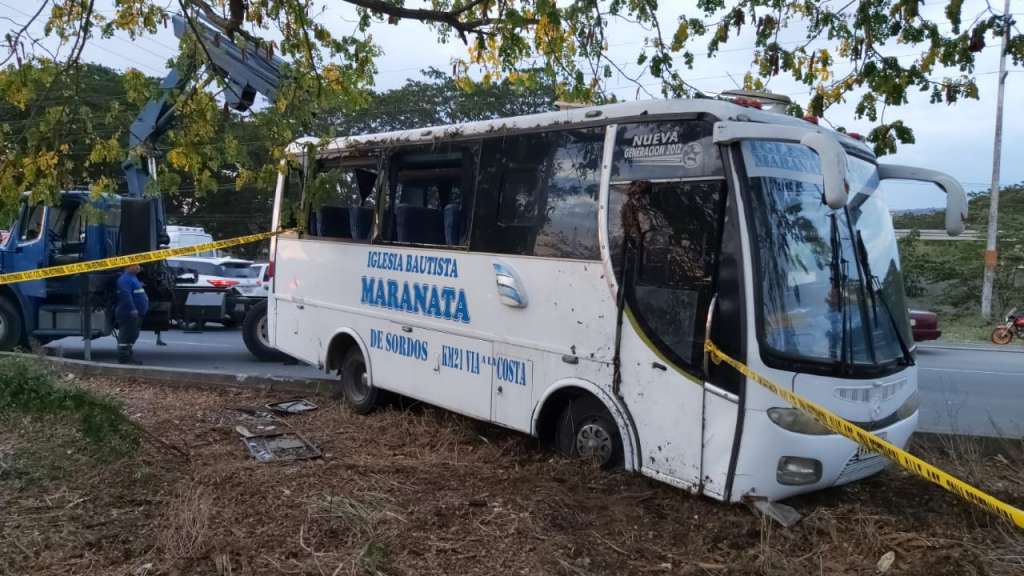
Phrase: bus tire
[
  {"left": 0, "top": 297, "right": 23, "bottom": 352},
  {"left": 339, "top": 347, "right": 379, "bottom": 414},
  {"left": 555, "top": 395, "right": 623, "bottom": 470},
  {"left": 242, "top": 300, "right": 288, "bottom": 362}
]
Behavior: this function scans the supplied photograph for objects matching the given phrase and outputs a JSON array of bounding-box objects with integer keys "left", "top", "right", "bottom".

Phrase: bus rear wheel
[
  {"left": 555, "top": 395, "right": 623, "bottom": 469},
  {"left": 339, "top": 347, "right": 379, "bottom": 414}
]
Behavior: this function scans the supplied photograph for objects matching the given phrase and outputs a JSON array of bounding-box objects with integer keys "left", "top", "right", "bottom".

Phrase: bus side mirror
[
  {"left": 877, "top": 164, "right": 968, "bottom": 236},
  {"left": 712, "top": 121, "right": 848, "bottom": 209},
  {"left": 799, "top": 132, "right": 848, "bottom": 210}
]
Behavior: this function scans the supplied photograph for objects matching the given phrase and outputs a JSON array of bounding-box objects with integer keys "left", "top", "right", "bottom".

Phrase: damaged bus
[{"left": 254, "top": 92, "right": 967, "bottom": 503}]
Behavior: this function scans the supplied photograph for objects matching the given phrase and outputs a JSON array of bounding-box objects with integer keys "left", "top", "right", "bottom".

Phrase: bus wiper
[
  {"left": 830, "top": 214, "right": 850, "bottom": 373},
  {"left": 855, "top": 230, "right": 914, "bottom": 366}
]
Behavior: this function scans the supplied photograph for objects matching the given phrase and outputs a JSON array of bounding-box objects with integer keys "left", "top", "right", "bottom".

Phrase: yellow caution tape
[
  {"left": 704, "top": 340, "right": 1024, "bottom": 529},
  {"left": 0, "top": 230, "right": 282, "bottom": 286}
]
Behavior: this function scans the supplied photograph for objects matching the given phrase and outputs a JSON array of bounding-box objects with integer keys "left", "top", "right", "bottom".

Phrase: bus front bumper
[{"left": 729, "top": 409, "right": 918, "bottom": 502}]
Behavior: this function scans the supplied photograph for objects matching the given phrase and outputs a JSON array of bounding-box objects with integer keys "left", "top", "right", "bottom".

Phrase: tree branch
[
  {"left": 1, "top": 1, "right": 50, "bottom": 67},
  {"left": 341, "top": 0, "right": 537, "bottom": 42},
  {"left": 182, "top": 0, "right": 244, "bottom": 37},
  {"left": 601, "top": 54, "right": 656, "bottom": 99}
]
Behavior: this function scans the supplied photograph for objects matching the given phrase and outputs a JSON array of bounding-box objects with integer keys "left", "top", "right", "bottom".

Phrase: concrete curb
[
  {"left": 918, "top": 342, "right": 1024, "bottom": 354},
  {"left": 0, "top": 351, "right": 336, "bottom": 396}
]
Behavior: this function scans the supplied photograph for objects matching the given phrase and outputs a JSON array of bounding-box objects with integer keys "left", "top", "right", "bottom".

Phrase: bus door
[{"left": 607, "top": 120, "right": 728, "bottom": 489}]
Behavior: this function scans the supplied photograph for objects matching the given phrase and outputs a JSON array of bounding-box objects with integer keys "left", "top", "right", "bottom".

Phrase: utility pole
[{"left": 981, "top": 0, "right": 1012, "bottom": 319}]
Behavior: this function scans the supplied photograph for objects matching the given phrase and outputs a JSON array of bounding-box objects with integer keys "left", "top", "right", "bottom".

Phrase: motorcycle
[{"left": 990, "top": 307, "right": 1024, "bottom": 345}]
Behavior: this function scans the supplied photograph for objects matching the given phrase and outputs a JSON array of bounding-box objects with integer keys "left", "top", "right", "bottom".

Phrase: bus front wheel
[
  {"left": 339, "top": 347, "right": 379, "bottom": 414},
  {"left": 555, "top": 395, "right": 623, "bottom": 470}
]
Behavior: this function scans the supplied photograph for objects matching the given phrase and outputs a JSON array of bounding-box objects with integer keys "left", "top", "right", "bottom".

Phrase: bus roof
[{"left": 289, "top": 97, "right": 874, "bottom": 158}]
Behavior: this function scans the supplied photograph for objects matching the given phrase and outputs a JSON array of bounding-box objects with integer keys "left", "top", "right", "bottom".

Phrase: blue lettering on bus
[
  {"left": 367, "top": 249, "right": 459, "bottom": 279},
  {"left": 368, "top": 327, "right": 428, "bottom": 361},
  {"left": 495, "top": 357, "right": 528, "bottom": 386},
  {"left": 437, "top": 344, "right": 528, "bottom": 386},
  {"left": 360, "top": 276, "right": 471, "bottom": 324}
]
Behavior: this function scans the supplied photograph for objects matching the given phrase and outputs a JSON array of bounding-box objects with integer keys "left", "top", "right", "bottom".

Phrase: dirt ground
[{"left": 1, "top": 376, "right": 1021, "bottom": 576}]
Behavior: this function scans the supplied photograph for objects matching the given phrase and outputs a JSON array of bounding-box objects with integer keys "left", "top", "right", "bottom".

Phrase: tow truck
[{"left": 0, "top": 13, "right": 283, "bottom": 351}]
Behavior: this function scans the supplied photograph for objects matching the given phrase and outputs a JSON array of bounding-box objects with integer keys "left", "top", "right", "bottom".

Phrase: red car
[{"left": 909, "top": 309, "right": 941, "bottom": 342}]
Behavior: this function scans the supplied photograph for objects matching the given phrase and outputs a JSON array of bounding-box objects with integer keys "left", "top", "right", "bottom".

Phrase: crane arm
[{"left": 122, "top": 12, "right": 285, "bottom": 198}]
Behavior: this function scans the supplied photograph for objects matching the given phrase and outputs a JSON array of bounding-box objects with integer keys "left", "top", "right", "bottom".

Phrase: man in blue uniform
[{"left": 116, "top": 264, "right": 149, "bottom": 364}]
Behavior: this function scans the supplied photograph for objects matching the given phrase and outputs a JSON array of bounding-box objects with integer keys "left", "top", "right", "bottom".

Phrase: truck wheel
[
  {"left": 555, "top": 395, "right": 623, "bottom": 470},
  {"left": 339, "top": 347, "right": 379, "bottom": 414},
  {"left": 0, "top": 297, "right": 23, "bottom": 352},
  {"left": 242, "top": 300, "right": 288, "bottom": 361}
]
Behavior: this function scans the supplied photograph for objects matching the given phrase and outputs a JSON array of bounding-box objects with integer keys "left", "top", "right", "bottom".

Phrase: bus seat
[
  {"left": 396, "top": 205, "right": 444, "bottom": 245},
  {"left": 318, "top": 206, "right": 351, "bottom": 238},
  {"left": 349, "top": 206, "right": 374, "bottom": 241},
  {"left": 443, "top": 204, "right": 461, "bottom": 245}
]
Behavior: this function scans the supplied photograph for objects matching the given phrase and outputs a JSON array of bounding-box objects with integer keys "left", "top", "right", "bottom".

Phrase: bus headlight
[
  {"left": 777, "top": 456, "right": 823, "bottom": 485},
  {"left": 767, "top": 408, "right": 832, "bottom": 435},
  {"left": 895, "top": 391, "right": 920, "bottom": 420}
]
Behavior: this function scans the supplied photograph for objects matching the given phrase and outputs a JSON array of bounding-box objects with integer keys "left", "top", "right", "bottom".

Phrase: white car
[
  {"left": 238, "top": 262, "right": 271, "bottom": 298},
  {"left": 167, "top": 256, "right": 261, "bottom": 326}
]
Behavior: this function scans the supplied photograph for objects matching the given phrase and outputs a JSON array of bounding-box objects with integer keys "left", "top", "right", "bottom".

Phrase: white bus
[{"left": 262, "top": 94, "right": 967, "bottom": 503}]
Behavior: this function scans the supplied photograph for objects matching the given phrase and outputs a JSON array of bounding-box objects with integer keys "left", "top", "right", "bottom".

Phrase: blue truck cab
[{"left": 0, "top": 191, "right": 172, "bottom": 350}]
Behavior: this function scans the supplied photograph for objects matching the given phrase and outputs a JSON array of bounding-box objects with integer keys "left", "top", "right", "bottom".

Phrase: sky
[{"left": 1, "top": 0, "right": 1021, "bottom": 212}]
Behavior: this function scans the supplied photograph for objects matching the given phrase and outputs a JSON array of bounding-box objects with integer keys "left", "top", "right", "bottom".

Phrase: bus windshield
[{"left": 743, "top": 141, "right": 911, "bottom": 374}]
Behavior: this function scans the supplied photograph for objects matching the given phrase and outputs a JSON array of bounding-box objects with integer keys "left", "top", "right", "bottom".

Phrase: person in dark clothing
[
  {"left": 115, "top": 264, "right": 149, "bottom": 364},
  {"left": 621, "top": 180, "right": 654, "bottom": 254}
]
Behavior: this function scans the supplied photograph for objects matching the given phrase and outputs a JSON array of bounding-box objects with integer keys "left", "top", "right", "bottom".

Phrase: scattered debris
[
  {"left": 876, "top": 550, "right": 896, "bottom": 573},
  {"left": 231, "top": 403, "right": 321, "bottom": 461},
  {"left": 234, "top": 423, "right": 283, "bottom": 438},
  {"left": 265, "top": 398, "right": 319, "bottom": 415},
  {"left": 242, "top": 432, "right": 321, "bottom": 462},
  {"left": 746, "top": 498, "right": 802, "bottom": 528}
]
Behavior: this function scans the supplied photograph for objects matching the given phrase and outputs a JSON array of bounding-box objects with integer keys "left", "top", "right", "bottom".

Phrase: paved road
[
  {"left": 915, "top": 343, "right": 1024, "bottom": 438},
  {"left": 47, "top": 330, "right": 1023, "bottom": 438},
  {"left": 46, "top": 326, "right": 326, "bottom": 381}
]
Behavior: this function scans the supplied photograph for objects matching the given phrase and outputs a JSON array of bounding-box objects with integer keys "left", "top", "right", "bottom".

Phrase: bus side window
[
  {"left": 280, "top": 162, "right": 305, "bottom": 232},
  {"left": 304, "top": 156, "right": 380, "bottom": 242},
  {"left": 381, "top": 145, "right": 476, "bottom": 248},
  {"left": 473, "top": 127, "right": 603, "bottom": 260}
]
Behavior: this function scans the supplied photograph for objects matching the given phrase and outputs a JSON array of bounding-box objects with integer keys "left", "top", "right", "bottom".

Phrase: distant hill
[
  {"left": 893, "top": 208, "right": 944, "bottom": 229},
  {"left": 892, "top": 208, "right": 942, "bottom": 216}
]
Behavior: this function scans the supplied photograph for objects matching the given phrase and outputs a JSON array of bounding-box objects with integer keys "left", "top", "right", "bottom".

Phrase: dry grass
[
  {"left": 0, "top": 376, "right": 1021, "bottom": 576},
  {"left": 158, "top": 482, "right": 214, "bottom": 559}
]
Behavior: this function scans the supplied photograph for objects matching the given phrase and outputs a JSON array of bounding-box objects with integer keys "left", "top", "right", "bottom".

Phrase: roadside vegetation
[
  {"left": 1, "top": 377, "right": 1020, "bottom": 575},
  {"left": 896, "top": 184, "right": 1024, "bottom": 343},
  {"left": 0, "top": 358, "right": 138, "bottom": 456}
]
